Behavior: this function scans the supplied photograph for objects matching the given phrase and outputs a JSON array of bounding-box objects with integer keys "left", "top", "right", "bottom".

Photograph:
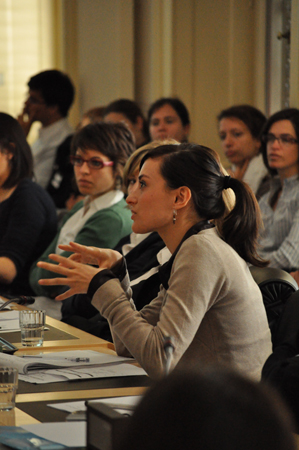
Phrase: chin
[{"left": 132, "top": 223, "right": 151, "bottom": 234}]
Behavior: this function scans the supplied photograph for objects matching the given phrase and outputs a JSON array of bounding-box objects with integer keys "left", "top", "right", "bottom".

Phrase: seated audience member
[
  {"left": 17, "top": 69, "right": 75, "bottom": 189},
  {"left": 117, "top": 368, "right": 296, "bottom": 450},
  {"left": 258, "top": 108, "right": 299, "bottom": 271},
  {"left": 218, "top": 104, "right": 268, "bottom": 199},
  {"left": 103, "top": 99, "right": 149, "bottom": 148},
  {"left": 148, "top": 97, "right": 190, "bottom": 142},
  {"left": 47, "top": 106, "right": 106, "bottom": 211},
  {"left": 60, "top": 141, "right": 176, "bottom": 339},
  {"left": 60, "top": 139, "right": 235, "bottom": 341},
  {"left": 0, "top": 113, "right": 57, "bottom": 295},
  {"left": 29, "top": 121, "right": 134, "bottom": 299},
  {"left": 37, "top": 143, "right": 272, "bottom": 380}
]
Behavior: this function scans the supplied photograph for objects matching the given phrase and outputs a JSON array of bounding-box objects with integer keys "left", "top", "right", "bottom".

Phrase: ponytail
[{"left": 221, "top": 177, "right": 267, "bottom": 267}]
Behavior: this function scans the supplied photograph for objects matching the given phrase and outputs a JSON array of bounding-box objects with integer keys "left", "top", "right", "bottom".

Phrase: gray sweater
[{"left": 92, "top": 228, "right": 272, "bottom": 380}]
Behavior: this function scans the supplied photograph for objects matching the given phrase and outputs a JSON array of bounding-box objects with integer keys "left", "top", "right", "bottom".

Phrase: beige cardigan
[{"left": 91, "top": 228, "right": 272, "bottom": 380}]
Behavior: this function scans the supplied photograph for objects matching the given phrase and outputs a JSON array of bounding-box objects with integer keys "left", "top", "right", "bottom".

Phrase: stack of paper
[
  {"left": 0, "top": 310, "right": 20, "bottom": 332},
  {"left": 0, "top": 350, "right": 147, "bottom": 383}
]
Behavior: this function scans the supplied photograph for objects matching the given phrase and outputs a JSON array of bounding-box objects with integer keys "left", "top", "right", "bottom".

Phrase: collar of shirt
[
  {"left": 37, "top": 118, "right": 73, "bottom": 145},
  {"left": 56, "top": 190, "right": 124, "bottom": 254}
]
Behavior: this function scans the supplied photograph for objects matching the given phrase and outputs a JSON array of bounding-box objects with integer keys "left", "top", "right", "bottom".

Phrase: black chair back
[{"left": 250, "top": 266, "right": 298, "bottom": 339}]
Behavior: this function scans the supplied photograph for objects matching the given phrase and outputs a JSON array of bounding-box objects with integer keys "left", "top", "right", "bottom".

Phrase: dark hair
[
  {"left": 0, "top": 112, "right": 33, "bottom": 188},
  {"left": 141, "top": 143, "right": 266, "bottom": 267},
  {"left": 147, "top": 97, "right": 190, "bottom": 127},
  {"left": 217, "top": 104, "right": 266, "bottom": 140},
  {"left": 104, "top": 99, "right": 149, "bottom": 144},
  {"left": 28, "top": 69, "right": 75, "bottom": 117},
  {"left": 71, "top": 121, "right": 135, "bottom": 180},
  {"left": 123, "top": 139, "right": 179, "bottom": 193},
  {"left": 118, "top": 367, "right": 295, "bottom": 450},
  {"left": 261, "top": 108, "right": 299, "bottom": 176}
]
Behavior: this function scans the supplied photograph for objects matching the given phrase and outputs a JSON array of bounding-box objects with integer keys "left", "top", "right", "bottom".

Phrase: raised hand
[
  {"left": 58, "top": 242, "right": 122, "bottom": 268},
  {"left": 37, "top": 253, "right": 103, "bottom": 301}
]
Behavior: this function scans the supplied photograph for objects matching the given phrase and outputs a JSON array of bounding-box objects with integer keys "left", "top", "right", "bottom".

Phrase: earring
[{"left": 173, "top": 209, "right": 177, "bottom": 224}]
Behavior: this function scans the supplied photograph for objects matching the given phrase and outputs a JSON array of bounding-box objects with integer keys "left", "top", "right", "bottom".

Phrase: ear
[
  {"left": 135, "top": 115, "right": 144, "bottom": 131},
  {"left": 254, "top": 138, "right": 261, "bottom": 153},
  {"left": 48, "top": 104, "right": 61, "bottom": 117},
  {"left": 183, "top": 124, "right": 191, "bottom": 138},
  {"left": 173, "top": 186, "right": 192, "bottom": 210}
]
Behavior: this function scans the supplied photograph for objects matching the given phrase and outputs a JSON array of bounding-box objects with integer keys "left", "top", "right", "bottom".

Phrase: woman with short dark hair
[
  {"left": 148, "top": 98, "right": 190, "bottom": 143},
  {"left": 218, "top": 104, "right": 268, "bottom": 198},
  {"left": 0, "top": 112, "right": 57, "bottom": 295},
  {"left": 104, "top": 99, "right": 149, "bottom": 148},
  {"left": 29, "top": 122, "right": 135, "bottom": 299},
  {"left": 37, "top": 143, "right": 272, "bottom": 380}
]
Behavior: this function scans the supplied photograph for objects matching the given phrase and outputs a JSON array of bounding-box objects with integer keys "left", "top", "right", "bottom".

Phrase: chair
[{"left": 249, "top": 266, "right": 298, "bottom": 340}]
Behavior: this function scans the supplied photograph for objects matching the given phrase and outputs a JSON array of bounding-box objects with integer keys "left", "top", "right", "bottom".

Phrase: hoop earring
[{"left": 173, "top": 209, "right": 177, "bottom": 224}]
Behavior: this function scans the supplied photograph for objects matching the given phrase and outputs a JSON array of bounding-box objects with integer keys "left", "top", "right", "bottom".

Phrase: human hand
[
  {"left": 37, "top": 253, "right": 103, "bottom": 301},
  {"left": 17, "top": 106, "right": 35, "bottom": 136},
  {"left": 58, "top": 242, "right": 123, "bottom": 269}
]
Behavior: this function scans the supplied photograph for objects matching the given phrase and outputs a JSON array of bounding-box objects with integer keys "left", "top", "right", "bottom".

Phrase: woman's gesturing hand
[
  {"left": 37, "top": 253, "right": 101, "bottom": 300},
  {"left": 58, "top": 242, "right": 122, "bottom": 269}
]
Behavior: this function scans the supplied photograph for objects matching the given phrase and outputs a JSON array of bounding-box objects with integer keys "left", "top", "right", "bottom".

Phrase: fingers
[
  {"left": 37, "top": 256, "right": 76, "bottom": 275},
  {"left": 59, "top": 242, "right": 88, "bottom": 252},
  {"left": 38, "top": 277, "right": 69, "bottom": 286},
  {"left": 55, "top": 290, "right": 74, "bottom": 301}
]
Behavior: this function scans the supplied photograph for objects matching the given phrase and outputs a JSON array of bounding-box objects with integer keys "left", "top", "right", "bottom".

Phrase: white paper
[
  {"left": 48, "top": 395, "right": 142, "bottom": 413},
  {"left": 22, "top": 422, "right": 86, "bottom": 447},
  {"left": 0, "top": 350, "right": 135, "bottom": 375},
  {"left": 19, "top": 362, "right": 147, "bottom": 383},
  {"left": 0, "top": 310, "right": 20, "bottom": 331}
]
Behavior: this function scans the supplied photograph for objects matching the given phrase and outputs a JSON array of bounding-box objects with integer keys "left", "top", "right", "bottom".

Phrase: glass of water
[
  {"left": 0, "top": 368, "right": 18, "bottom": 410},
  {"left": 19, "top": 310, "right": 45, "bottom": 347}
]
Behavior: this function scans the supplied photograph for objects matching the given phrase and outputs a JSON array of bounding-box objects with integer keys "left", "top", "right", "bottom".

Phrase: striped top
[{"left": 258, "top": 174, "right": 299, "bottom": 270}]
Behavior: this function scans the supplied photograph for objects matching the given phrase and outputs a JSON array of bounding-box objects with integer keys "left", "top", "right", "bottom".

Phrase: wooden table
[{"left": 0, "top": 304, "right": 150, "bottom": 426}]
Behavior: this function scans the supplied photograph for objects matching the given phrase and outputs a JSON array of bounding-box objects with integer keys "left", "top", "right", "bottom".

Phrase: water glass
[
  {"left": 19, "top": 310, "right": 45, "bottom": 347},
  {"left": 0, "top": 368, "right": 18, "bottom": 410}
]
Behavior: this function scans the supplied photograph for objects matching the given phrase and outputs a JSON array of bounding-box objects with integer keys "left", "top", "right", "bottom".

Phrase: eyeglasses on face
[
  {"left": 70, "top": 155, "right": 114, "bottom": 170},
  {"left": 262, "top": 133, "right": 299, "bottom": 146}
]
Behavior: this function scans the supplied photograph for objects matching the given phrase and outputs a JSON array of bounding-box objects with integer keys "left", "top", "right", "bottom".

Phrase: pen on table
[{"left": 21, "top": 356, "right": 90, "bottom": 362}]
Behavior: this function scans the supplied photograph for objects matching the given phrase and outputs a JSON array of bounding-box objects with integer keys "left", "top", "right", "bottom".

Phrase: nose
[
  {"left": 126, "top": 185, "right": 138, "bottom": 206},
  {"left": 157, "top": 120, "right": 166, "bottom": 130},
  {"left": 79, "top": 161, "right": 91, "bottom": 174},
  {"left": 269, "top": 137, "right": 280, "bottom": 148},
  {"left": 223, "top": 135, "right": 233, "bottom": 148}
]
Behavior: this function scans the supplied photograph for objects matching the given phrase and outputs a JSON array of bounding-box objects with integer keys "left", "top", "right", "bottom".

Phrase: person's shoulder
[
  {"left": 21, "top": 178, "right": 55, "bottom": 201},
  {"left": 181, "top": 228, "right": 238, "bottom": 261}
]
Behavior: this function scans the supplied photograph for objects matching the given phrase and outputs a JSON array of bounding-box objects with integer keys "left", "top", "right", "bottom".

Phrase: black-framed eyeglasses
[
  {"left": 70, "top": 155, "right": 114, "bottom": 170},
  {"left": 262, "top": 133, "right": 299, "bottom": 146}
]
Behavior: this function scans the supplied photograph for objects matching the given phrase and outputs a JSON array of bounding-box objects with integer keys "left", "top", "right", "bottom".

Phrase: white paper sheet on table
[
  {"left": 48, "top": 395, "right": 143, "bottom": 414},
  {"left": 19, "top": 362, "right": 147, "bottom": 383},
  {"left": 22, "top": 422, "right": 86, "bottom": 447},
  {"left": 0, "top": 310, "right": 20, "bottom": 331}
]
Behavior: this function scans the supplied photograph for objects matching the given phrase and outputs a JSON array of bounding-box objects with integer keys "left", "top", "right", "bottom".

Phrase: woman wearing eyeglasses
[
  {"left": 29, "top": 122, "right": 134, "bottom": 301},
  {"left": 258, "top": 108, "right": 299, "bottom": 271}
]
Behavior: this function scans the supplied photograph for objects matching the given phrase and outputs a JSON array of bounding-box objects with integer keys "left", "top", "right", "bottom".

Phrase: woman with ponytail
[{"left": 37, "top": 143, "right": 272, "bottom": 380}]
